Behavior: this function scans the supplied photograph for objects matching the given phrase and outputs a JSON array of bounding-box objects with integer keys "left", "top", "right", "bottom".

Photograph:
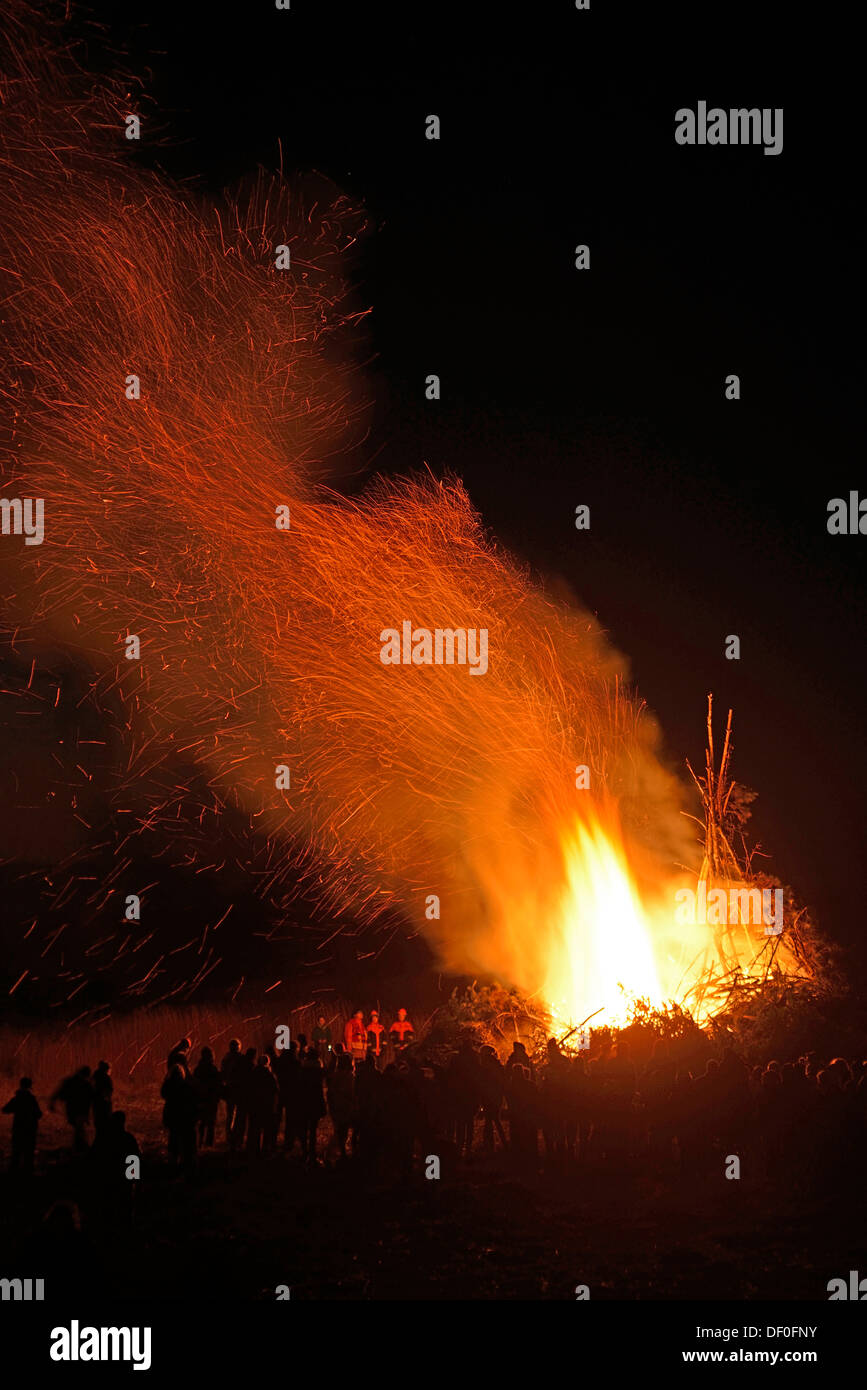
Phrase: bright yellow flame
[
  {"left": 544, "top": 814, "right": 666, "bottom": 1029},
  {"left": 542, "top": 812, "right": 807, "bottom": 1033}
]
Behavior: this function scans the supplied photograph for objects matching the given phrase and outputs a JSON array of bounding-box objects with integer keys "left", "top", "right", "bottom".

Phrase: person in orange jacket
[
  {"left": 389, "top": 1007, "right": 415, "bottom": 1053},
  {"left": 344, "top": 1010, "right": 367, "bottom": 1065},
  {"left": 366, "top": 1010, "right": 386, "bottom": 1067}
]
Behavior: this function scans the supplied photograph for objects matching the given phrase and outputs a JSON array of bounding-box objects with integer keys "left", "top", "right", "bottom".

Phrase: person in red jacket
[
  {"left": 366, "top": 1010, "right": 386, "bottom": 1067},
  {"left": 389, "top": 1007, "right": 415, "bottom": 1054},
  {"left": 344, "top": 1010, "right": 367, "bottom": 1065}
]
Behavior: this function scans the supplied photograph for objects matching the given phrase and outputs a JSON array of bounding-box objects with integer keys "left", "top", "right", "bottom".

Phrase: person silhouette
[
  {"left": 541, "top": 1039, "right": 570, "bottom": 1162},
  {"left": 505, "top": 1042, "right": 534, "bottom": 1080},
  {"left": 50, "top": 1066, "right": 94, "bottom": 1151},
  {"left": 327, "top": 1053, "right": 354, "bottom": 1157},
  {"left": 219, "top": 1038, "right": 243, "bottom": 1144},
  {"left": 299, "top": 1048, "right": 326, "bottom": 1163},
  {"left": 247, "top": 1055, "right": 279, "bottom": 1158},
  {"left": 232, "top": 1047, "right": 258, "bottom": 1152},
  {"left": 448, "top": 1039, "right": 480, "bottom": 1158},
  {"left": 478, "top": 1046, "right": 507, "bottom": 1152},
  {"left": 93, "top": 1110, "right": 141, "bottom": 1225},
  {"left": 193, "top": 1046, "right": 221, "bottom": 1148},
  {"left": 274, "top": 1040, "right": 302, "bottom": 1153},
  {"left": 160, "top": 1063, "right": 197, "bottom": 1175},
  {"left": 507, "top": 1063, "right": 539, "bottom": 1167},
  {"left": 3, "top": 1076, "right": 42, "bottom": 1174},
  {"left": 312, "top": 1015, "right": 332, "bottom": 1060},
  {"left": 92, "top": 1060, "right": 113, "bottom": 1136},
  {"left": 166, "top": 1037, "right": 193, "bottom": 1073}
]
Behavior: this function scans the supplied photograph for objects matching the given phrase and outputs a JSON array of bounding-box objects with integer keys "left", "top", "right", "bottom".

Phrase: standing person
[
  {"left": 264, "top": 1046, "right": 283, "bottom": 1149},
  {"left": 327, "top": 1053, "right": 354, "bottom": 1158},
  {"left": 300, "top": 1048, "right": 326, "bottom": 1163},
  {"left": 160, "top": 1063, "right": 197, "bottom": 1176},
  {"left": 506, "top": 1064, "right": 539, "bottom": 1168},
  {"left": 312, "top": 1015, "right": 332, "bottom": 1060},
  {"left": 219, "top": 1038, "right": 243, "bottom": 1144},
  {"left": 541, "top": 1039, "right": 570, "bottom": 1163},
  {"left": 193, "top": 1046, "right": 221, "bottom": 1149},
  {"left": 344, "top": 1010, "right": 367, "bottom": 1067},
  {"left": 50, "top": 1067, "right": 94, "bottom": 1152},
  {"left": 92, "top": 1061, "right": 113, "bottom": 1136},
  {"left": 232, "top": 1047, "right": 258, "bottom": 1152},
  {"left": 353, "top": 1055, "right": 382, "bottom": 1165},
  {"left": 449, "top": 1039, "right": 481, "bottom": 1158},
  {"left": 388, "top": 1007, "right": 415, "bottom": 1055},
  {"left": 274, "top": 1040, "right": 302, "bottom": 1153},
  {"left": 367, "top": 1010, "right": 386, "bottom": 1068},
  {"left": 505, "top": 1041, "right": 534, "bottom": 1080},
  {"left": 380, "top": 1064, "right": 416, "bottom": 1183},
  {"left": 3, "top": 1076, "right": 42, "bottom": 1174},
  {"left": 326, "top": 1041, "right": 344, "bottom": 1080},
  {"left": 166, "top": 1037, "right": 193, "bottom": 1073},
  {"left": 247, "top": 1055, "right": 279, "bottom": 1158},
  {"left": 92, "top": 1111, "right": 141, "bottom": 1227},
  {"left": 478, "top": 1046, "right": 508, "bottom": 1152}
]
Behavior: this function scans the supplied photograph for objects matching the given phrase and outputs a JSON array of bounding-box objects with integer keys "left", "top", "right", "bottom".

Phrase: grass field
[{"left": 0, "top": 1000, "right": 350, "bottom": 1093}]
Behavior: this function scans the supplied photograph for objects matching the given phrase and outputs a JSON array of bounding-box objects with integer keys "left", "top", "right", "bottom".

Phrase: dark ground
[{"left": 3, "top": 1114, "right": 859, "bottom": 1302}]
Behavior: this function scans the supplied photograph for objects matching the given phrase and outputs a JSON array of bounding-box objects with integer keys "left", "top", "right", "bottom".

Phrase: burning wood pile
[{"left": 679, "top": 695, "right": 822, "bottom": 1022}]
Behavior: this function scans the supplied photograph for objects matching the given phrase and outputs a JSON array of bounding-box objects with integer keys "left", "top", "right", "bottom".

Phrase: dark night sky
[{"left": 28, "top": 3, "right": 867, "bottom": 973}]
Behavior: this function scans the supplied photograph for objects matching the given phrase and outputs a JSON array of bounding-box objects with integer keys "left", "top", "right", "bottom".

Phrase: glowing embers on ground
[{"left": 543, "top": 812, "right": 666, "bottom": 1030}]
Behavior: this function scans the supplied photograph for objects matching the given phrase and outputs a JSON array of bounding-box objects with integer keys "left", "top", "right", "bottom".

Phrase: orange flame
[
  {"left": 538, "top": 809, "right": 806, "bottom": 1031},
  {"left": 544, "top": 812, "right": 665, "bottom": 1029}
]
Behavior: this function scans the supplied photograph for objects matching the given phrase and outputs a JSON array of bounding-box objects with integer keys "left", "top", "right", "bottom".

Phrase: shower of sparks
[{"left": 0, "top": 6, "right": 784, "bottom": 1022}]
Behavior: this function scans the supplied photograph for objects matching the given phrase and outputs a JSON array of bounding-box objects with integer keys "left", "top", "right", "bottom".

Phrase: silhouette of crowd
[{"left": 4, "top": 1014, "right": 867, "bottom": 1193}]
